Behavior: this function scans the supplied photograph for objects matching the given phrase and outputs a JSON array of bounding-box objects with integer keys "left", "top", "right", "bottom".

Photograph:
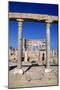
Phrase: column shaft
[
  {"left": 46, "top": 22, "right": 50, "bottom": 68},
  {"left": 17, "top": 21, "right": 23, "bottom": 69}
]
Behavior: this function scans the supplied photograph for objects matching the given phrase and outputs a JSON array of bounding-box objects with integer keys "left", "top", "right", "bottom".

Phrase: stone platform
[{"left": 8, "top": 66, "right": 58, "bottom": 88}]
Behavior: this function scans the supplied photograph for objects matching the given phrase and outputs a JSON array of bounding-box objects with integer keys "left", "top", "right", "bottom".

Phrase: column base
[
  {"left": 45, "top": 68, "right": 51, "bottom": 73},
  {"left": 37, "top": 61, "right": 43, "bottom": 65},
  {"left": 14, "top": 68, "right": 23, "bottom": 75},
  {"left": 22, "top": 61, "right": 32, "bottom": 65}
]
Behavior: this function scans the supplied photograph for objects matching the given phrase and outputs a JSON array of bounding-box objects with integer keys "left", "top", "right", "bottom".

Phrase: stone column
[
  {"left": 45, "top": 22, "right": 51, "bottom": 72},
  {"left": 17, "top": 19, "right": 23, "bottom": 69},
  {"left": 24, "top": 39, "right": 28, "bottom": 63},
  {"left": 24, "top": 50, "right": 28, "bottom": 62},
  {"left": 38, "top": 50, "right": 42, "bottom": 65},
  {"left": 14, "top": 19, "right": 24, "bottom": 75}
]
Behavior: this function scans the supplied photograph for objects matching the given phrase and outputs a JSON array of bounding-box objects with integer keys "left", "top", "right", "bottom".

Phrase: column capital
[
  {"left": 17, "top": 19, "right": 24, "bottom": 27},
  {"left": 16, "top": 18, "right": 24, "bottom": 22},
  {"left": 45, "top": 19, "right": 53, "bottom": 23},
  {"left": 46, "top": 22, "right": 51, "bottom": 29}
]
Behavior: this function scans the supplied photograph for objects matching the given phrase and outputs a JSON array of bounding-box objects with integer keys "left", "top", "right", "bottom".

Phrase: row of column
[{"left": 16, "top": 19, "right": 52, "bottom": 73}]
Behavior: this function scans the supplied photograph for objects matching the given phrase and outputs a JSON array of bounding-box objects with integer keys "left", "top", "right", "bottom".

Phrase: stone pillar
[
  {"left": 45, "top": 22, "right": 51, "bottom": 72},
  {"left": 24, "top": 39, "right": 28, "bottom": 62},
  {"left": 38, "top": 50, "right": 42, "bottom": 65},
  {"left": 17, "top": 20, "right": 23, "bottom": 69},
  {"left": 46, "top": 22, "right": 50, "bottom": 68},
  {"left": 14, "top": 19, "right": 24, "bottom": 75},
  {"left": 24, "top": 50, "right": 28, "bottom": 62}
]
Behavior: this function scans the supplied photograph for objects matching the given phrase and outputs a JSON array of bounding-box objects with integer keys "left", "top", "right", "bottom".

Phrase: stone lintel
[{"left": 9, "top": 12, "right": 58, "bottom": 22}]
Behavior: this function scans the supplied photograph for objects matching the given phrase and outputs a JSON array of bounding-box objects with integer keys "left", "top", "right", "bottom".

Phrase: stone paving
[{"left": 8, "top": 66, "right": 58, "bottom": 88}]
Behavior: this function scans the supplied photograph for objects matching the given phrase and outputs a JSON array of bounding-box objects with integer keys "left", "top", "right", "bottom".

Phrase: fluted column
[
  {"left": 17, "top": 19, "right": 24, "bottom": 69},
  {"left": 46, "top": 22, "right": 50, "bottom": 68},
  {"left": 13, "top": 19, "right": 24, "bottom": 75},
  {"left": 45, "top": 21, "right": 52, "bottom": 72}
]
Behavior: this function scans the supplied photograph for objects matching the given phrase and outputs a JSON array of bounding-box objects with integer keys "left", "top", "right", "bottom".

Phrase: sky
[{"left": 9, "top": 2, "right": 58, "bottom": 49}]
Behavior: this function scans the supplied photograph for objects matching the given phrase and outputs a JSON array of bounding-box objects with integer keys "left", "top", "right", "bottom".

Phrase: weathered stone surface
[{"left": 9, "top": 12, "right": 58, "bottom": 22}]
